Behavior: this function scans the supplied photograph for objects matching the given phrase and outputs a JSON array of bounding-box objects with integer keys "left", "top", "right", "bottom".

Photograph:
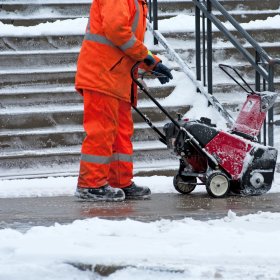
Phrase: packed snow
[
  {"left": 1, "top": 174, "right": 280, "bottom": 279},
  {"left": 1, "top": 200, "right": 280, "bottom": 280},
  {"left": 1, "top": 173, "right": 280, "bottom": 198}
]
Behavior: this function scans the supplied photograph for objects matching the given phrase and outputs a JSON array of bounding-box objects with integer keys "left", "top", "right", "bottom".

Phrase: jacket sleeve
[{"left": 99, "top": 0, "right": 148, "bottom": 61}]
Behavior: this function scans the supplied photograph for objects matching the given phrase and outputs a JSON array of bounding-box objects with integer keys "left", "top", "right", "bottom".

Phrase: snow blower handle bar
[
  {"left": 219, "top": 64, "right": 255, "bottom": 94},
  {"left": 131, "top": 62, "right": 180, "bottom": 130}
]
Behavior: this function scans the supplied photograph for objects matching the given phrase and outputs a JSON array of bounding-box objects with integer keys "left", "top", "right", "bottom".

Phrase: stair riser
[
  {"left": 0, "top": 87, "right": 174, "bottom": 108},
  {"left": 1, "top": 26, "right": 278, "bottom": 53},
  {"left": 0, "top": 106, "right": 189, "bottom": 130},
  {"left": 2, "top": 11, "right": 279, "bottom": 26},
  {"left": 1, "top": 43, "right": 279, "bottom": 73},
  {"left": 0, "top": 52, "right": 79, "bottom": 70},
  {"left": 2, "top": 63, "right": 279, "bottom": 90},
  {"left": 0, "top": 91, "right": 82, "bottom": 108},
  {"left": 0, "top": 148, "right": 175, "bottom": 171},
  {"left": 0, "top": 125, "right": 167, "bottom": 152},
  {"left": 1, "top": 0, "right": 278, "bottom": 15},
  {"left": 215, "top": 12, "right": 279, "bottom": 24},
  {"left": 1, "top": 99, "right": 279, "bottom": 151},
  {"left": 0, "top": 72, "right": 75, "bottom": 89},
  {"left": 173, "top": 46, "right": 280, "bottom": 72},
  {"left": 0, "top": 3, "right": 91, "bottom": 15},
  {"left": 213, "top": 83, "right": 280, "bottom": 94},
  {"left": 165, "top": 29, "right": 280, "bottom": 44},
  {"left": 0, "top": 36, "right": 83, "bottom": 52}
]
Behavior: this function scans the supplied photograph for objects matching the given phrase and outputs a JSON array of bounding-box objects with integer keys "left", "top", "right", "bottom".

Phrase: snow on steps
[
  {"left": 0, "top": 141, "right": 179, "bottom": 180},
  {"left": 0, "top": 84, "right": 174, "bottom": 107},
  {"left": 1, "top": 41, "right": 280, "bottom": 69},
  {"left": 1, "top": 9, "right": 279, "bottom": 26},
  {"left": 0, "top": 0, "right": 280, "bottom": 179},
  {"left": 0, "top": 158, "right": 179, "bottom": 180},
  {"left": 0, "top": 103, "right": 189, "bottom": 129},
  {"left": 0, "top": 0, "right": 279, "bottom": 26}
]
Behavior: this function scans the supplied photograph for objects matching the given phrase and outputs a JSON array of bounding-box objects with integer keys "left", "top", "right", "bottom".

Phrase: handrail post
[
  {"left": 148, "top": 0, "right": 152, "bottom": 22},
  {"left": 255, "top": 51, "right": 261, "bottom": 92},
  {"left": 268, "top": 64, "right": 275, "bottom": 146},
  {"left": 255, "top": 51, "right": 262, "bottom": 143},
  {"left": 206, "top": 0, "right": 213, "bottom": 94},
  {"left": 263, "top": 77, "right": 267, "bottom": 146},
  {"left": 195, "top": 4, "right": 201, "bottom": 90},
  {"left": 152, "top": 0, "right": 158, "bottom": 45},
  {"left": 202, "top": 4, "right": 206, "bottom": 86}
]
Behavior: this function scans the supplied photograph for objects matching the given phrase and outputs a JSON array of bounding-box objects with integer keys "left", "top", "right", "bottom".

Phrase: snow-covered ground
[
  {"left": 1, "top": 174, "right": 280, "bottom": 279},
  {"left": 1, "top": 173, "right": 280, "bottom": 198},
  {"left": 1, "top": 210, "right": 280, "bottom": 280}
]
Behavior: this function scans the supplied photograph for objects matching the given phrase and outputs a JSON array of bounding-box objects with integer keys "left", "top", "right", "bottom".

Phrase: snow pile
[
  {"left": 1, "top": 173, "right": 280, "bottom": 198},
  {"left": 1, "top": 14, "right": 280, "bottom": 36},
  {"left": 1, "top": 211, "right": 280, "bottom": 279},
  {"left": 0, "top": 18, "right": 88, "bottom": 36},
  {"left": 158, "top": 14, "right": 280, "bottom": 32}
]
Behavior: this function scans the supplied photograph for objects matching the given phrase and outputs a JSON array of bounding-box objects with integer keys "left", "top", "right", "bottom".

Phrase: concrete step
[
  {"left": 0, "top": 157, "right": 179, "bottom": 180},
  {"left": 0, "top": 36, "right": 279, "bottom": 72},
  {"left": 0, "top": 66, "right": 76, "bottom": 88},
  {"left": 0, "top": 120, "right": 168, "bottom": 152},
  {"left": 0, "top": 49, "right": 80, "bottom": 70},
  {"left": 1, "top": 0, "right": 277, "bottom": 20},
  {"left": 0, "top": 35, "right": 83, "bottom": 52},
  {"left": 1, "top": 43, "right": 279, "bottom": 89},
  {"left": 164, "top": 44, "right": 280, "bottom": 75},
  {"left": 1, "top": 23, "right": 279, "bottom": 54},
  {"left": 163, "top": 28, "right": 280, "bottom": 44},
  {"left": 0, "top": 84, "right": 174, "bottom": 108},
  {"left": 1, "top": 9, "right": 278, "bottom": 26},
  {"left": 2, "top": 91, "right": 279, "bottom": 153},
  {"left": 0, "top": 103, "right": 190, "bottom": 130},
  {"left": 0, "top": 141, "right": 177, "bottom": 177}
]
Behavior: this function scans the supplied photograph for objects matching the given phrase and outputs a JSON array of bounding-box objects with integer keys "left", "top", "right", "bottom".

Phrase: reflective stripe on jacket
[{"left": 75, "top": 0, "right": 149, "bottom": 102}]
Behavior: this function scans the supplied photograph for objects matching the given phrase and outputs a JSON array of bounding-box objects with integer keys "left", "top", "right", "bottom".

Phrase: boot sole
[{"left": 74, "top": 194, "right": 125, "bottom": 202}]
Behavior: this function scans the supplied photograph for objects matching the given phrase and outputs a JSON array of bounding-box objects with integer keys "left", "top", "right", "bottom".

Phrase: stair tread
[
  {"left": 0, "top": 121, "right": 167, "bottom": 137},
  {"left": 1, "top": 41, "right": 279, "bottom": 57},
  {"left": 0, "top": 140, "right": 167, "bottom": 158},
  {"left": 0, "top": 158, "right": 179, "bottom": 180},
  {"left": 1, "top": 8, "right": 278, "bottom": 18}
]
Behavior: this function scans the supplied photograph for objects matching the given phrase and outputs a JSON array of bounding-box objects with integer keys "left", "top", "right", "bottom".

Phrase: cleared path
[{"left": 0, "top": 193, "right": 279, "bottom": 230}]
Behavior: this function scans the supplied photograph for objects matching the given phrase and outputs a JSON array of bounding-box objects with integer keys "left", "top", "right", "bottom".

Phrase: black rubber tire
[{"left": 173, "top": 174, "right": 197, "bottom": 194}]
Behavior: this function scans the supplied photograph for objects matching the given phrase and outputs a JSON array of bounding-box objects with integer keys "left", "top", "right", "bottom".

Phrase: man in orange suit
[{"left": 75, "top": 0, "right": 173, "bottom": 201}]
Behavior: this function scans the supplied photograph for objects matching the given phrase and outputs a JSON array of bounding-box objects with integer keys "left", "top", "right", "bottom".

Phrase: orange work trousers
[{"left": 78, "top": 90, "right": 134, "bottom": 188}]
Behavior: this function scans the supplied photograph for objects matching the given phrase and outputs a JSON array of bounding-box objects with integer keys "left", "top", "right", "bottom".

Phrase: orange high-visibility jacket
[{"left": 75, "top": 0, "right": 154, "bottom": 103}]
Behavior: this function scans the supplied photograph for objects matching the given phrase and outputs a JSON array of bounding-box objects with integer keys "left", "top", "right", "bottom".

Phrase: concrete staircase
[{"left": 0, "top": 0, "right": 280, "bottom": 179}]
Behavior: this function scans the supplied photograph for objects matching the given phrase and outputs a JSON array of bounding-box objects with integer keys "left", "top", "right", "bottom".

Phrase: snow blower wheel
[
  {"left": 173, "top": 174, "right": 197, "bottom": 194},
  {"left": 206, "top": 172, "right": 230, "bottom": 198}
]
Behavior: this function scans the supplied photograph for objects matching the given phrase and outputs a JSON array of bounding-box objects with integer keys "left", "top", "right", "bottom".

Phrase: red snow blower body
[{"left": 132, "top": 63, "right": 278, "bottom": 198}]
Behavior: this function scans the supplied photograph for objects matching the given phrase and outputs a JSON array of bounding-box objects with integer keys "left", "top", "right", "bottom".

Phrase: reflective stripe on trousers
[
  {"left": 81, "top": 153, "right": 133, "bottom": 165},
  {"left": 78, "top": 90, "right": 134, "bottom": 188}
]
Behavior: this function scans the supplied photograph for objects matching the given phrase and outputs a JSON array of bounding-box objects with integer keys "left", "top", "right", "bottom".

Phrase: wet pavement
[{"left": 1, "top": 192, "right": 280, "bottom": 230}]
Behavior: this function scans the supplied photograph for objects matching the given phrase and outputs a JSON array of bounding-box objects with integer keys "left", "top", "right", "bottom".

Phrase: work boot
[
  {"left": 123, "top": 182, "right": 151, "bottom": 199},
  {"left": 75, "top": 185, "right": 125, "bottom": 202}
]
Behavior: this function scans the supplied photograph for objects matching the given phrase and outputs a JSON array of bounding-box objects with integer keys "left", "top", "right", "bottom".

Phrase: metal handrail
[
  {"left": 193, "top": 0, "right": 280, "bottom": 82},
  {"left": 148, "top": 0, "right": 279, "bottom": 146}
]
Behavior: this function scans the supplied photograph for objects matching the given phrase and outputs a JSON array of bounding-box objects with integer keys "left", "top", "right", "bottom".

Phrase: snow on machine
[{"left": 131, "top": 63, "right": 278, "bottom": 198}]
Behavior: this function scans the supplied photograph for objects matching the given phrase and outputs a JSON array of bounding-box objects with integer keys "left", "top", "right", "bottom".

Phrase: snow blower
[{"left": 131, "top": 62, "right": 278, "bottom": 198}]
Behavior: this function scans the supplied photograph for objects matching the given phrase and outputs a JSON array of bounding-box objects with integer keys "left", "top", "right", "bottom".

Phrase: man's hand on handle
[{"left": 143, "top": 51, "right": 173, "bottom": 84}]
